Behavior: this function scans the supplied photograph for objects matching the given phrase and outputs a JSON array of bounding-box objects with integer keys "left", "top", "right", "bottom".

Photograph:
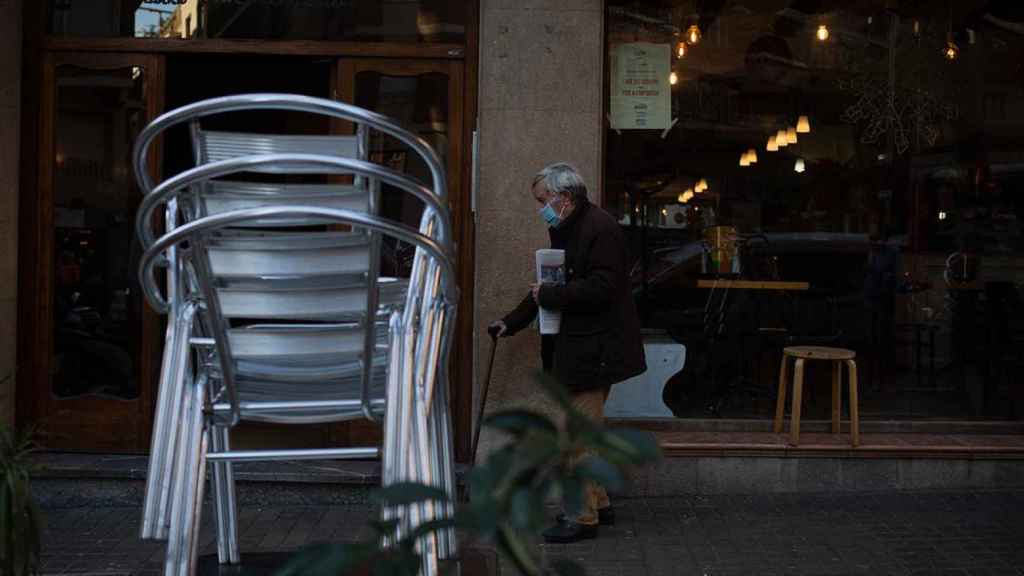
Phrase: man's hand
[{"left": 487, "top": 320, "right": 507, "bottom": 339}]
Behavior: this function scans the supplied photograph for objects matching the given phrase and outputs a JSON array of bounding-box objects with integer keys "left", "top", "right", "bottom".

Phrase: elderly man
[{"left": 489, "top": 162, "right": 646, "bottom": 543}]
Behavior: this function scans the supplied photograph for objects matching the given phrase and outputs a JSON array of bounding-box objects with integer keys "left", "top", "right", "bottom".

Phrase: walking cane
[{"left": 471, "top": 329, "right": 500, "bottom": 465}]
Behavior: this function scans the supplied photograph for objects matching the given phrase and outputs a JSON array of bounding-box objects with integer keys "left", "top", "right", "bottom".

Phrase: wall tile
[
  {"left": 477, "top": 109, "right": 603, "bottom": 214},
  {"left": 479, "top": 8, "right": 602, "bottom": 113}
]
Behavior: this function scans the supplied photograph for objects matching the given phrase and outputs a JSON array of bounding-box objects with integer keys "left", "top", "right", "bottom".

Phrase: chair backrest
[
  {"left": 138, "top": 155, "right": 456, "bottom": 427},
  {"left": 134, "top": 94, "right": 454, "bottom": 426},
  {"left": 134, "top": 93, "right": 447, "bottom": 207}
]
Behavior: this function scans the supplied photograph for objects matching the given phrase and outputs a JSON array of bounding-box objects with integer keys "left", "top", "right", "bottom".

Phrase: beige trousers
[{"left": 564, "top": 387, "right": 611, "bottom": 525}]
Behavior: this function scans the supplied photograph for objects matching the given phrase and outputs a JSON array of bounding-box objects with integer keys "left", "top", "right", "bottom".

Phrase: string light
[
  {"left": 797, "top": 116, "right": 811, "bottom": 133},
  {"left": 677, "top": 41, "right": 687, "bottom": 58},
  {"left": 767, "top": 135, "right": 778, "bottom": 152},
  {"left": 816, "top": 24, "right": 829, "bottom": 42},
  {"left": 686, "top": 24, "right": 701, "bottom": 45},
  {"left": 670, "top": 71, "right": 679, "bottom": 85}
]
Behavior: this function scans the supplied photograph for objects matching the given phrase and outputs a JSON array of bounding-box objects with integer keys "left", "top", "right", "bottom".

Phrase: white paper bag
[{"left": 535, "top": 249, "right": 565, "bottom": 334}]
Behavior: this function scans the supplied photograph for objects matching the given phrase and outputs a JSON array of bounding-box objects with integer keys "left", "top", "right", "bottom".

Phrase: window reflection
[
  {"left": 355, "top": 70, "right": 449, "bottom": 277},
  {"left": 50, "top": 0, "right": 466, "bottom": 43},
  {"left": 53, "top": 65, "right": 147, "bottom": 400},
  {"left": 607, "top": 2, "right": 1024, "bottom": 421}
]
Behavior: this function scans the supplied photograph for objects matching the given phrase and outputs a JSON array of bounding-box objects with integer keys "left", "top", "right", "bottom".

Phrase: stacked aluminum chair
[{"left": 132, "top": 95, "right": 458, "bottom": 576}]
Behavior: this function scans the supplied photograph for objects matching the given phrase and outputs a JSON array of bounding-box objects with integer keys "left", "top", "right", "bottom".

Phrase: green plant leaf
[
  {"left": 368, "top": 518, "right": 401, "bottom": 536},
  {"left": 456, "top": 500, "right": 499, "bottom": 539},
  {"left": 467, "top": 465, "right": 495, "bottom": 501},
  {"left": 560, "top": 476, "right": 584, "bottom": 519},
  {"left": 550, "top": 558, "right": 587, "bottom": 576},
  {"left": 601, "top": 428, "right": 661, "bottom": 463},
  {"left": 575, "top": 456, "right": 625, "bottom": 492},
  {"left": 274, "top": 542, "right": 372, "bottom": 576},
  {"left": 498, "top": 525, "right": 541, "bottom": 576},
  {"left": 508, "top": 487, "right": 534, "bottom": 530},
  {"left": 371, "top": 549, "right": 422, "bottom": 576},
  {"left": 373, "top": 482, "right": 449, "bottom": 507},
  {"left": 407, "top": 517, "right": 458, "bottom": 542},
  {"left": 484, "top": 409, "right": 557, "bottom": 436}
]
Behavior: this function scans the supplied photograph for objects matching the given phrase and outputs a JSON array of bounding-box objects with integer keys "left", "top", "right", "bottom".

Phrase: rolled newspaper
[{"left": 535, "top": 249, "right": 565, "bottom": 334}]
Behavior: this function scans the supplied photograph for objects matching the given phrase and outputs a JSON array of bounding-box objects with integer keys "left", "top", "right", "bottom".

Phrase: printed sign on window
[{"left": 609, "top": 42, "right": 671, "bottom": 130}]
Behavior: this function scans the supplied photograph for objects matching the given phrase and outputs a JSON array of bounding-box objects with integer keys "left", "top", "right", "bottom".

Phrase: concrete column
[
  {"left": 0, "top": 0, "right": 22, "bottom": 428},
  {"left": 474, "top": 0, "right": 603, "bottom": 456}
]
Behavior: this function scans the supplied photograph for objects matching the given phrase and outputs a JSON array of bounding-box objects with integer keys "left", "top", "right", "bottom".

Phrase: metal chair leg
[
  {"left": 165, "top": 374, "right": 205, "bottom": 576},
  {"left": 210, "top": 425, "right": 239, "bottom": 565},
  {"left": 143, "top": 303, "right": 196, "bottom": 540}
]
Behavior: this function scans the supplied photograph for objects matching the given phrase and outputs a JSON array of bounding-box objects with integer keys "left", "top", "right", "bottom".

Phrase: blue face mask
[{"left": 539, "top": 200, "right": 562, "bottom": 227}]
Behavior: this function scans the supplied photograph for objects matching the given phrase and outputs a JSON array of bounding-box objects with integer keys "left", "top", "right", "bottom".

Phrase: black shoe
[
  {"left": 541, "top": 520, "right": 598, "bottom": 544},
  {"left": 556, "top": 506, "right": 615, "bottom": 526}
]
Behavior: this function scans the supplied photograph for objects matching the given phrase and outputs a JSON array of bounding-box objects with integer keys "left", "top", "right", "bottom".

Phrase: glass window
[
  {"left": 607, "top": 1, "right": 1024, "bottom": 421},
  {"left": 48, "top": 0, "right": 467, "bottom": 43},
  {"left": 52, "top": 64, "right": 148, "bottom": 400}
]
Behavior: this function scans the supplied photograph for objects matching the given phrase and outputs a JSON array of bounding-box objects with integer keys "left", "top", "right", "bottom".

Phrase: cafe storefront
[
  {"left": 15, "top": 0, "right": 479, "bottom": 457},
  {"left": 601, "top": 0, "right": 1024, "bottom": 446},
  {"left": 12, "top": 0, "right": 1024, "bottom": 463}
]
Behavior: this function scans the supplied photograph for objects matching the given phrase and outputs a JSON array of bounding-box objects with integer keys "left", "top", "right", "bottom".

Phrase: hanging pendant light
[
  {"left": 767, "top": 135, "right": 779, "bottom": 152},
  {"left": 943, "top": 40, "right": 959, "bottom": 61},
  {"left": 797, "top": 116, "right": 811, "bottom": 133},
  {"left": 669, "top": 71, "right": 679, "bottom": 85},
  {"left": 943, "top": 0, "right": 959, "bottom": 62},
  {"left": 776, "top": 129, "right": 788, "bottom": 148},
  {"left": 794, "top": 158, "right": 806, "bottom": 173},
  {"left": 686, "top": 24, "right": 702, "bottom": 45},
  {"left": 678, "top": 192, "right": 687, "bottom": 203},
  {"left": 786, "top": 127, "right": 799, "bottom": 145},
  {"left": 816, "top": 24, "right": 830, "bottom": 42},
  {"left": 740, "top": 152, "right": 750, "bottom": 167},
  {"left": 696, "top": 178, "right": 708, "bottom": 192},
  {"left": 677, "top": 40, "right": 687, "bottom": 58},
  {"left": 747, "top": 148, "right": 758, "bottom": 164}
]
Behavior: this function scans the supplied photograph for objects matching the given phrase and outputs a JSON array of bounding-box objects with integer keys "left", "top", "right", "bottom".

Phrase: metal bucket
[{"left": 703, "top": 225, "right": 740, "bottom": 276}]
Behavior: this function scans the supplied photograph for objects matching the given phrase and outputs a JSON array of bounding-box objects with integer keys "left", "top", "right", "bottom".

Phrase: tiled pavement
[{"left": 41, "top": 491, "right": 1024, "bottom": 575}]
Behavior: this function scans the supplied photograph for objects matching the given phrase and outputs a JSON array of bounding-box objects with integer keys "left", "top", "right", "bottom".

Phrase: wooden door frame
[
  {"left": 20, "top": 51, "right": 164, "bottom": 450},
  {"left": 18, "top": 0, "right": 479, "bottom": 459}
]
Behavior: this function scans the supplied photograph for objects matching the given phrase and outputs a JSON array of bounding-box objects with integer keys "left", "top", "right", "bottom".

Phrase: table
[
  {"left": 696, "top": 279, "right": 811, "bottom": 291},
  {"left": 695, "top": 278, "right": 811, "bottom": 415}
]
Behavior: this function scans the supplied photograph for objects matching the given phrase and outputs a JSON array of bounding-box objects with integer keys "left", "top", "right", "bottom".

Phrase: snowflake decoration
[{"left": 836, "top": 27, "right": 959, "bottom": 155}]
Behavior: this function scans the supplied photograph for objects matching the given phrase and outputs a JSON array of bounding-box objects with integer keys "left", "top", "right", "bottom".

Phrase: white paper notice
[
  {"left": 609, "top": 42, "right": 671, "bottom": 130},
  {"left": 535, "top": 249, "right": 565, "bottom": 335}
]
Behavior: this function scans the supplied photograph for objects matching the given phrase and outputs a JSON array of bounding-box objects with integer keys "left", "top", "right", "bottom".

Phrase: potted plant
[
  {"left": 277, "top": 373, "right": 661, "bottom": 576},
  {"left": 1, "top": 422, "right": 43, "bottom": 576}
]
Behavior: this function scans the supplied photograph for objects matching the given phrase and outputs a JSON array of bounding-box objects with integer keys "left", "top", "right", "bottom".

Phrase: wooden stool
[{"left": 773, "top": 346, "right": 860, "bottom": 447}]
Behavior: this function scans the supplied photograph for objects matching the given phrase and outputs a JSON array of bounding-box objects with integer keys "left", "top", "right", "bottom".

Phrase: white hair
[{"left": 532, "top": 162, "right": 588, "bottom": 202}]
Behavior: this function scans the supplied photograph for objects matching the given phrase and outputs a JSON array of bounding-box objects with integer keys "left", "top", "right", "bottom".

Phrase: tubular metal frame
[
  {"left": 134, "top": 94, "right": 458, "bottom": 576},
  {"left": 142, "top": 206, "right": 457, "bottom": 576},
  {"left": 133, "top": 93, "right": 452, "bottom": 539}
]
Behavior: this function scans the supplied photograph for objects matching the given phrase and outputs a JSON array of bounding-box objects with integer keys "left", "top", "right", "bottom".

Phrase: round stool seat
[{"left": 783, "top": 346, "right": 855, "bottom": 361}]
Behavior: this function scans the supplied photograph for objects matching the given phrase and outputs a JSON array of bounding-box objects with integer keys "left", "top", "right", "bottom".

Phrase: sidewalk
[{"left": 40, "top": 491, "right": 1024, "bottom": 575}]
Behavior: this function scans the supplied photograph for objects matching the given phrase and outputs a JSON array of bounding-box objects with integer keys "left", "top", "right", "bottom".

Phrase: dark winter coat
[{"left": 501, "top": 197, "right": 646, "bottom": 393}]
